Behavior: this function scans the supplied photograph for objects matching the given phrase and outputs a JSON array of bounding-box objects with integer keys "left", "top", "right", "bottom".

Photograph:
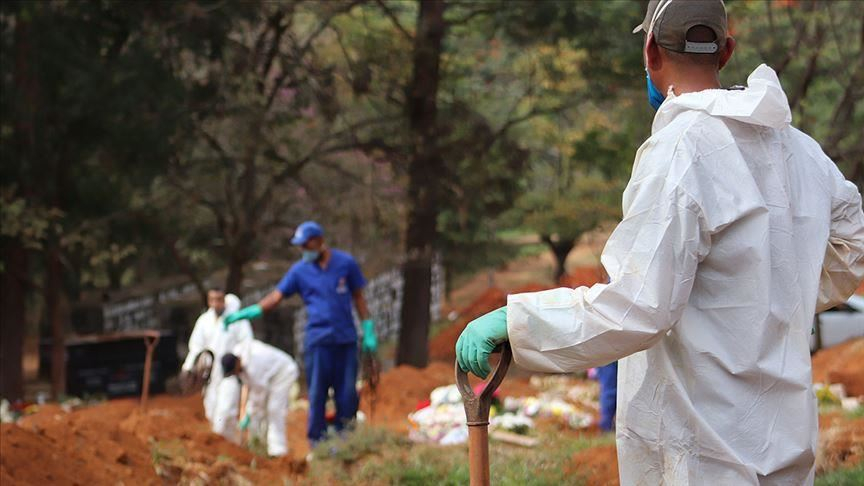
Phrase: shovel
[{"left": 456, "top": 343, "right": 513, "bottom": 486}]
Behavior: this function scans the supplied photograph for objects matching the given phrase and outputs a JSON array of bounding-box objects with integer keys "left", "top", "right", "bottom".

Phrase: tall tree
[
  {"left": 395, "top": 0, "right": 446, "bottom": 367},
  {"left": 0, "top": 0, "right": 196, "bottom": 397}
]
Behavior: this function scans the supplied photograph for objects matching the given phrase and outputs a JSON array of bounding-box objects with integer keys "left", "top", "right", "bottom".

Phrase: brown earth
[
  {"left": 1, "top": 394, "right": 306, "bottom": 486},
  {"left": 568, "top": 443, "right": 619, "bottom": 486},
  {"left": 2, "top": 359, "right": 543, "bottom": 486},
  {"left": 429, "top": 266, "right": 604, "bottom": 363},
  {"left": 567, "top": 413, "right": 864, "bottom": 485},
  {"left": 429, "top": 281, "right": 582, "bottom": 362},
  {"left": 817, "top": 412, "right": 864, "bottom": 474},
  {"left": 811, "top": 337, "right": 864, "bottom": 396}
]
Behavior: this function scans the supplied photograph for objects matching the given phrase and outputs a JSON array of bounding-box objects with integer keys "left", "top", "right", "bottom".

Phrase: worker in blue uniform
[
  {"left": 595, "top": 361, "right": 617, "bottom": 431},
  {"left": 224, "top": 221, "right": 377, "bottom": 446}
]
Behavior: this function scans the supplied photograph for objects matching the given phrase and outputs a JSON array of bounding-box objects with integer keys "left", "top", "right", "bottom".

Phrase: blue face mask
[
  {"left": 302, "top": 250, "right": 320, "bottom": 263},
  {"left": 646, "top": 69, "right": 665, "bottom": 111}
]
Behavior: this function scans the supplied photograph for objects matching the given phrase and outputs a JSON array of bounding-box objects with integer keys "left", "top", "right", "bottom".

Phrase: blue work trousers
[
  {"left": 596, "top": 361, "right": 618, "bottom": 432},
  {"left": 304, "top": 342, "right": 358, "bottom": 444}
]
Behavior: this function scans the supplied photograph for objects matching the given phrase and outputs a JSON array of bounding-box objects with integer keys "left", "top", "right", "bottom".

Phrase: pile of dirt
[
  {"left": 565, "top": 412, "right": 864, "bottom": 484},
  {"left": 817, "top": 412, "right": 864, "bottom": 474},
  {"left": 567, "top": 443, "right": 619, "bottom": 486},
  {"left": 430, "top": 266, "right": 606, "bottom": 362},
  {"left": 429, "top": 287, "right": 507, "bottom": 361},
  {"left": 361, "top": 361, "right": 455, "bottom": 432},
  {"left": 1, "top": 394, "right": 305, "bottom": 485},
  {"left": 811, "top": 338, "right": 864, "bottom": 396},
  {"left": 429, "top": 283, "right": 559, "bottom": 362},
  {"left": 559, "top": 266, "right": 606, "bottom": 288}
]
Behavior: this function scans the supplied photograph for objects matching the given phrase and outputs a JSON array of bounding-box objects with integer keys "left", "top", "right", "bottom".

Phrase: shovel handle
[
  {"left": 456, "top": 343, "right": 512, "bottom": 486},
  {"left": 455, "top": 343, "right": 512, "bottom": 426}
]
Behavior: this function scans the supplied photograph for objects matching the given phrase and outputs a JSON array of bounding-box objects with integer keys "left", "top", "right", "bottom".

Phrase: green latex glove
[
  {"left": 361, "top": 319, "right": 378, "bottom": 354},
  {"left": 239, "top": 413, "right": 251, "bottom": 431},
  {"left": 456, "top": 306, "right": 508, "bottom": 379},
  {"left": 223, "top": 304, "right": 262, "bottom": 329}
]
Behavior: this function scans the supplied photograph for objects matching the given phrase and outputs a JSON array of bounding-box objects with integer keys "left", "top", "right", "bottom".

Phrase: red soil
[
  {"left": 818, "top": 412, "right": 864, "bottom": 473},
  {"left": 566, "top": 413, "right": 864, "bottom": 485},
  {"left": 811, "top": 338, "right": 864, "bottom": 396},
  {"left": 568, "top": 444, "right": 619, "bottom": 486},
  {"left": 1, "top": 395, "right": 305, "bottom": 486}
]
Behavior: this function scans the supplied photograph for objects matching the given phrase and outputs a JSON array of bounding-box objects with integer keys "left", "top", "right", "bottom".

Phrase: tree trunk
[
  {"left": 541, "top": 235, "right": 575, "bottom": 283},
  {"left": 396, "top": 0, "right": 446, "bottom": 368},
  {"left": 0, "top": 243, "right": 28, "bottom": 400},
  {"left": 225, "top": 243, "right": 247, "bottom": 295},
  {"left": 45, "top": 246, "right": 67, "bottom": 398}
]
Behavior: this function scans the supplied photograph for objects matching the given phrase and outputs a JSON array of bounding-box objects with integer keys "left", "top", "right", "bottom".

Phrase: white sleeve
[
  {"left": 507, "top": 174, "right": 710, "bottom": 373},
  {"left": 181, "top": 314, "right": 208, "bottom": 371},
  {"left": 234, "top": 319, "right": 254, "bottom": 343},
  {"left": 817, "top": 174, "right": 864, "bottom": 312}
]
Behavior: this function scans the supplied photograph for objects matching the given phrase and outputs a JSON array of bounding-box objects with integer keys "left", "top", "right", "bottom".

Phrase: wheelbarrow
[{"left": 456, "top": 343, "right": 513, "bottom": 486}]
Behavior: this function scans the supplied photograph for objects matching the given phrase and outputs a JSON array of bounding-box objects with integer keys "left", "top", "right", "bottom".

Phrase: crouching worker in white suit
[
  {"left": 181, "top": 290, "right": 253, "bottom": 443},
  {"left": 221, "top": 339, "right": 299, "bottom": 457}
]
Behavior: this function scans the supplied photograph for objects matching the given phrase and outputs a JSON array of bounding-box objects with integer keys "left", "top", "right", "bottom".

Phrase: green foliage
[
  {"left": 1, "top": 0, "right": 860, "bottom": 333},
  {"left": 515, "top": 175, "right": 622, "bottom": 244}
]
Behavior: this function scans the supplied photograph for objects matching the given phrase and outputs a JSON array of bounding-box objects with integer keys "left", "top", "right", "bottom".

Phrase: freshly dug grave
[
  {"left": 812, "top": 338, "right": 864, "bottom": 396},
  {"left": 1, "top": 394, "right": 306, "bottom": 486}
]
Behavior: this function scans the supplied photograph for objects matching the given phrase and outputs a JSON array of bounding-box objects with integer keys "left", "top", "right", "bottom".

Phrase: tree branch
[{"left": 374, "top": 0, "right": 414, "bottom": 40}]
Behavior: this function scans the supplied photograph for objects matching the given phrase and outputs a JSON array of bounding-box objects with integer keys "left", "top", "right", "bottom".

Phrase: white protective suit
[
  {"left": 233, "top": 339, "right": 299, "bottom": 457},
  {"left": 507, "top": 65, "right": 864, "bottom": 485},
  {"left": 181, "top": 294, "right": 253, "bottom": 443}
]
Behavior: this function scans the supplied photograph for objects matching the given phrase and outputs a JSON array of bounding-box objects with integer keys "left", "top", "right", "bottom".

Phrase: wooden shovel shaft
[
  {"left": 468, "top": 425, "right": 490, "bottom": 486},
  {"left": 140, "top": 332, "right": 160, "bottom": 409},
  {"left": 456, "top": 343, "right": 512, "bottom": 486}
]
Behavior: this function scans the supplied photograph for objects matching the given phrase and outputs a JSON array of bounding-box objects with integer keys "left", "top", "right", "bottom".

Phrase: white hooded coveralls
[
  {"left": 233, "top": 339, "right": 299, "bottom": 457},
  {"left": 507, "top": 65, "right": 864, "bottom": 485},
  {"left": 181, "top": 294, "right": 253, "bottom": 443}
]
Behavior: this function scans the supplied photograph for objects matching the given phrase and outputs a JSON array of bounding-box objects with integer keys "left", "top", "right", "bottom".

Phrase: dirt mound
[
  {"left": 559, "top": 266, "right": 606, "bottom": 288},
  {"left": 1, "top": 394, "right": 305, "bottom": 485},
  {"left": 817, "top": 412, "right": 864, "bottom": 474},
  {"left": 567, "top": 443, "right": 619, "bottom": 486},
  {"left": 430, "top": 267, "right": 605, "bottom": 362},
  {"left": 429, "top": 287, "right": 507, "bottom": 361},
  {"left": 812, "top": 338, "right": 864, "bottom": 396},
  {"left": 361, "top": 361, "right": 455, "bottom": 432},
  {"left": 430, "top": 283, "right": 560, "bottom": 362}
]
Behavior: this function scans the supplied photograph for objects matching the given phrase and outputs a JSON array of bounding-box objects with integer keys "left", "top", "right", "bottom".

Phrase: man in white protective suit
[
  {"left": 221, "top": 339, "right": 299, "bottom": 457},
  {"left": 456, "top": 1, "right": 864, "bottom": 484},
  {"left": 181, "top": 289, "right": 253, "bottom": 443}
]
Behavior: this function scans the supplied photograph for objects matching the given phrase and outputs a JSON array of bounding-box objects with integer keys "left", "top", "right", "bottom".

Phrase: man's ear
[
  {"left": 719, "top": 36, "right": 736, "bottom": 70},
  {"left": 645, "top": 34, "right": 663, "bottom": 71}
]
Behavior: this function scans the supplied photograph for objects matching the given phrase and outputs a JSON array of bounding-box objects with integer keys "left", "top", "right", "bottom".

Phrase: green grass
[
  {"left": 816, "top": 464, "right": 864, "bottom": 486},
  {"left": 845, "top": 406, "right": 864, "bottom": 420},
  {"left": 304, "top": 424, "right": 614, "bottom": 486}
]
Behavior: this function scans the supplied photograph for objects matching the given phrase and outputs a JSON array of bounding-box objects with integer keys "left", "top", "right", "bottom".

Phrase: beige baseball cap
[{"left": 633, "top": 0, "right": 728, "bottom": 54}]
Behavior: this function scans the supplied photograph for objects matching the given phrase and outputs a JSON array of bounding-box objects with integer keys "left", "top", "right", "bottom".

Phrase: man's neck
[
  {"left": 317, "top": 247, "right": 332, "bottom": 269},
  {"left": 667, "top": 69, "right": 722, "bottom": 96}
]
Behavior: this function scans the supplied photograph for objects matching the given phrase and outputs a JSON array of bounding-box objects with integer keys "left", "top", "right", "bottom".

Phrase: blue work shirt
[{"left": 276, "top": 249, "right": 367, "bottom": 349}]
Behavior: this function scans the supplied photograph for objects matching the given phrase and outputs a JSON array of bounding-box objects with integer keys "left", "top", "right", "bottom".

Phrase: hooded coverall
[
  {"left": 506, "top": 65, "right": 864, "bottom": 484},
  {"left": 182, "top": 294, "right": 253, "bottom": 443},
  {"left": 233, "top": 339, "right": 299, "bottom": 457}
]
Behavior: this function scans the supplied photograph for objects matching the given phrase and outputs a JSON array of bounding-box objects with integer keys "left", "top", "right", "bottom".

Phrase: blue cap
[{"left": 291, "top": 221, "right": 324, "bottom": 246}]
